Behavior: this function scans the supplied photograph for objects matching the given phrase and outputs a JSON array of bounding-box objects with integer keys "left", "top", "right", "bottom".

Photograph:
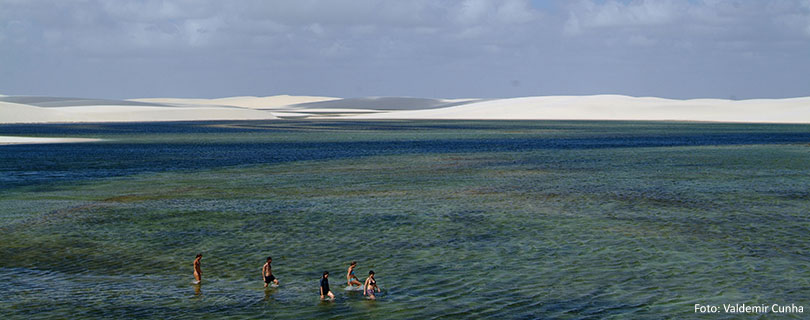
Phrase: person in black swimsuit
[
  {"left": 364, "top": 270, "right": 380, "bottom": 300},
  {"left": 320, "top": 271, "right": 334, "bottom": 300},
  {"left": 262, "top": 256, "right": 279, "bottom": 287}
]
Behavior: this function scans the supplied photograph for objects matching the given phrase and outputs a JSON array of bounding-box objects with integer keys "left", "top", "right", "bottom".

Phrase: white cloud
[
  {"left": 564, "top": 0, "right": 682, "bottom": 32},
  {"left": 454, "top": 0, "right": 537, "bottom": 26},
  {"left": 495, "top": 0, "right": 535, "bottom": 24},
  {"left": 455, "top": 0, "right": 491, "bottom": 25},
  {"left": 308, "top": 23, "right": 325, "bottom": 36},
  {"left": 562, "top": 0, "right": 810, "bottom": 49}
]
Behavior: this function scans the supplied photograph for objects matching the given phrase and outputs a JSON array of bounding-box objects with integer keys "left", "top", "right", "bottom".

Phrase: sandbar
[{"left": 0, "top": 136, "right": 103, "bottom": 145}]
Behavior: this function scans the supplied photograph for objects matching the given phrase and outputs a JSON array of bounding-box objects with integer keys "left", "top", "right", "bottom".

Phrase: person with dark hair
[
  {"left": 320, "top": 271, "right": 334, "bottom": 300},
  {"left": 193, "top": 253, "right": 203, "bottom": 284},
  {"left": 364, "top": 270, "right": 380, "bottom": 300},
  {"left": 346, "top": 261, "right": 362, "bottom": 287},
  {"left": 262, "top": 256, "right": 279, "bottom": 287}
]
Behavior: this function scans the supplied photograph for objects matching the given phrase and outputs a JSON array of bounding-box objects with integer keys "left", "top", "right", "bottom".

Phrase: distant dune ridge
[
  {"left": 133, "top": 95, "right": 340, "bottom": 109},
  {"left": 2, "top": 94, "right": 810, "bottom": 124}
]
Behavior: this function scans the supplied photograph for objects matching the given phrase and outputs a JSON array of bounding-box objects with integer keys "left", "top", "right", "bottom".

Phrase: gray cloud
[{"left": 1, "top": 0, "right": 808, "bottom": 99}]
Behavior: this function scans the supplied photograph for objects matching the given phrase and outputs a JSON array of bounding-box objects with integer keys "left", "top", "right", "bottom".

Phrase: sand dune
[
  {"left": 2, "top": 94, "right": 809, "bottom": 124},
  {"left": 0, "top": 97, "right": 278, "bottom": 123},
  {"left": 346, "top": 95, "right": 810, "bottom": 123},
  {"left": 1, "top": 96, "right": 170, "bottom": 108},
  {"left": 133, "top": 95, "right": 339, "bottom": 109},
  {"left": 0, "top": 101, "right": 70, "bottom": 123},
  {"left": 288, "top": 97, "right": 481, "bottom": 111}
]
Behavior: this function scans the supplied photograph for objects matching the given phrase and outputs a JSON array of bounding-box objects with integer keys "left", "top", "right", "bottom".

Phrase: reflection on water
[
  {"left": 1, "top": 121, "right": 810, "bottom": 319},
  {"left": 264, "top": 287, "right": 279, "bottom": 302}
]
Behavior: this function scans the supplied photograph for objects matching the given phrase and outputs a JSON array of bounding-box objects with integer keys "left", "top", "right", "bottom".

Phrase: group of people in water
[{"left": 193, "top": 254, "right": 381, "bottom": 300}]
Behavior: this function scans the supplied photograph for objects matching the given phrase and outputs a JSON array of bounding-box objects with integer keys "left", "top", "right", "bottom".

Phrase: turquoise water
[{"left": 1, "top": 121, "right": 809, "bottom": 319}]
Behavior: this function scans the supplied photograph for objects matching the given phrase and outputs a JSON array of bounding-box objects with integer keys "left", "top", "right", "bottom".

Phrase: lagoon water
[{"left": 1, "top": 121, "right": 809, "bottom": 319}]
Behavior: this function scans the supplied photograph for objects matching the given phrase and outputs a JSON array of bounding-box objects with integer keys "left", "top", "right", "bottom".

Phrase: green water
[{"left": 1, "top": 121, "right": 809, "bottom": 319}]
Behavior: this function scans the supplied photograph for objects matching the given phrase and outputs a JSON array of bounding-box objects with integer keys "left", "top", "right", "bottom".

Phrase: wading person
[
  {"left": 347, "top": 261, "right": 362, "bottom": 287},
  {"left": 193, "top": 253, "right": 203, "bottom": 284},
  {"left": 320, "top": 271, "right": 335, "bottom": 301},
  {"left": 262, "top": 256, "right": 279, "bottom": 287},
  {"left": 364, "top": 270, "right": 380, "bottom": 300}
]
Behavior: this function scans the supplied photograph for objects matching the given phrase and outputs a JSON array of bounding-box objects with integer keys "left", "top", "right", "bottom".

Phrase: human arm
[{"left": 363, "top": 278, "right": 370, "bottom": 295}]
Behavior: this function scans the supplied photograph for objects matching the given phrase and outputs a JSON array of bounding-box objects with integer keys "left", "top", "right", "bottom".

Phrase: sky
[{"left": 1, "top": 0, "right": 809, "bottom": 99}]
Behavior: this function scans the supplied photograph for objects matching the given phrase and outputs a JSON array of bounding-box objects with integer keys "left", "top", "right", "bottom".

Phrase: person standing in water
[
  {"left": 320, "top": 271, "right": 335, "bottom": 301},
  {"left": 192, "top": 253, "right": 202, "bottom": 284},
  {"left": 347, "top": 261, "right": 362, "bottom": 287},
  {"left": 262, "top": 256, "right": 279, "bottom": 287},
  {"left": 364, "top": 270, "right": 380, "bottom": 300}
]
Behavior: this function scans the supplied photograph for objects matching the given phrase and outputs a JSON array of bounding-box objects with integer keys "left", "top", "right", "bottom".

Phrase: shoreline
[
  {"left": 0, "top": 136, "right": 103, "bottom": 145},
  {"left": 1, "top": 118, "right": 808, "bottom": 126}
]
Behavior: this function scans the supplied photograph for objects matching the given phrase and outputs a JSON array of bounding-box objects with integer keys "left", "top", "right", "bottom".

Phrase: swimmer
[
  {"left": 262, "top": 256, "right": 279, "bottom": 288},
  {"left": 347, "top": 261, "right": 362, "bottom": 287},
  {"left": 364, "top": 270, "right": 380, "bottom": 300},
  {"left": 192, "top": 253, "right": 202, "bottom": 284},
  {"left": 320, "top": 271, "right": 335, "bottom": 301}
]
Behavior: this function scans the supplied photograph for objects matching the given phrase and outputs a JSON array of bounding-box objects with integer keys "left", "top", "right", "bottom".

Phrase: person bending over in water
[
  {"left": 320, "top": 271, "right": 335, "bottom": 301},
  {"left": 262, "top": 256, "right": 279, "bottom": 288},
  {"left": 364, "top": 270, "right": 380, "bottom": 300},
  {"left": 193, "top": 253, "right": 202, "bottom": 284},
  {"left": 347, "top": 261, "right": 362, "bottom": 287}
]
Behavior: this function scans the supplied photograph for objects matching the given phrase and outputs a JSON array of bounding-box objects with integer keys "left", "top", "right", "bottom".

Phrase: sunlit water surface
[{"left": 1, "top": 121, "right": 809, "bottom": 319}]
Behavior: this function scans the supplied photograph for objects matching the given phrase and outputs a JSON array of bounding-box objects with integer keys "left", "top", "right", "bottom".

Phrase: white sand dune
[
  {"left": 0, "top": 136, "right": 102, "bottom": 145},
  {"left": 0, "top": 98, "right": 278, "bottom": 124},
  {"left": 56, "top": 105, "right": 277, "bottom": 121},
  {"left": 2, "top": 94, "right": 810, "bottom": 124},
  {"left": 345, "top": 95, "right": 810, "bottom": 123},
  {"left": 1, "top": 101, "right": 70, "bottom": 123},
  {"left": 133, "top": 95, "right": 339, "bottom": 109},
  {"left": 288, "top": 97, "right": 481, "bottom": 111},
  {"left": 2, "top": 96, "right": 170, "bottom": 108}
]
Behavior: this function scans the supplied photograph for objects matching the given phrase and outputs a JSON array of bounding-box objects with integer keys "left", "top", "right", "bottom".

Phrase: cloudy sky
[{"left": 1, "top": 0, "right": 809, "bottom": 99}]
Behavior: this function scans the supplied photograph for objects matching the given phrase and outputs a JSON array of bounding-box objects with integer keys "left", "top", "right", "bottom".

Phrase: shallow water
[{"left": 1, "top": 120, "right": 809, "bottom": 319}]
